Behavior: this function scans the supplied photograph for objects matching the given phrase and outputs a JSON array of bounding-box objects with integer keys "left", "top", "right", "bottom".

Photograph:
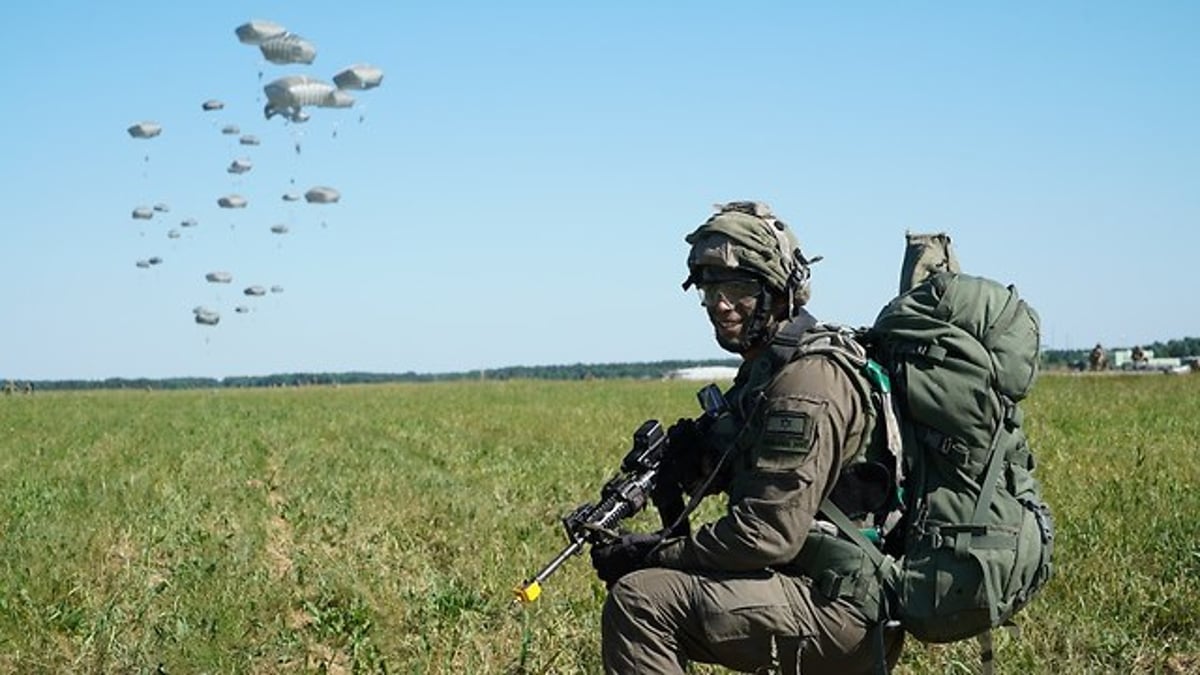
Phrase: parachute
[
  {"left": 259, "top": 32, "right": 317, "bottom": 65},
  {"left": 235, "top": 19, "right": 287, "bottom": 45},
  {"left": 194, "top": 307, "right": 221, "bottom": 325},
  {"left": 333, "top": 64, "right": 384, "bottom": 90},
  {"left": 305, "top": 186, "right": 340, "bottom": 204},
  {"left": 127, "top": 121, "right": 162, "bottom": 139},
  {"left": 123, "top": 19, "right": 386, "bottom": 333},
  {"left": 263, "top": 76, "right": 352, "bottom": 122},
  {"left": 227, "top": 158, "right": 253, "bottom": 174}
]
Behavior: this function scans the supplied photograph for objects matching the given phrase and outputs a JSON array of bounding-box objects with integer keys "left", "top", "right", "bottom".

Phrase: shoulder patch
[{"left": 762, "top": 410, "right": 813, "bottom": 454}]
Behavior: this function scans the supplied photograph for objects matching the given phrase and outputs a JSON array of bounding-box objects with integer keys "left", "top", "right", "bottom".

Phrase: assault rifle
[{"left": 513, "top": 384, "right": 728, "bottom": 604}]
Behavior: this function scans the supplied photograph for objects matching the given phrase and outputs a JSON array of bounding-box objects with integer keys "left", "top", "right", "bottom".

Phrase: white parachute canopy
[
  {"left": 221, "top": 124, "right": 241, "bottom": 135},
  {"left": 333, "top": 64, "right": 384, "bottom": 90},
  {"left": 194, "top": 306, "right": 221, "bottom": 326},
  {"left": 132, "top": 207, "right": 154, "bottom": 220},
  {"left": 205, "top": 271, "right": 233, "bottom": 283},
  {"left": 227, "top": 158, "right": 253, "bottom": 175},
  {"left": 270, "top": 285, "right": 284, "bottom": 294},
  {"left": 244, "top": 285, "right": 267, "bottom": 297},
  {"left": 239, "top": 134, "right": 260, "bottom": 146},
  {"left": 260, "top": 32, "right": 317, "bottom": 65},
  {"left": 148, "top": 256, "right": 163, "bottom": 265},
  {"left": 263, "top": 76, "right": 353, "bottom": 122},
  {"left": 202, "top": 99, "right": 225, "bottom": 111},
  {"left": 305, "top": 186, "right": 340, "bottom": 204},
  {"left": 282, "top": 192, "right": 301, "bottom": 202},
  {"left": 180, "top": 218, "right": 198, "bottom": 228},
  {"left": 136, "top": 260, "right": 151, "bottom": 269},
  {"left": 167, "top": 229, "right": 181, "bottom": 239},
  {"left": 217, "top": 194, "right": 248, "bottom": 208},
  {"left": 269, "top": 224, "right": 289, "bottom": 234},
  {"left": 127, "top": 121, "right": 162, "bottom": 139},
  {"left": 235, "top": 19, "right": 287, "bottom": 45},
  {"left": 153, "top": 202, "right": 170, "bottom": 213}
]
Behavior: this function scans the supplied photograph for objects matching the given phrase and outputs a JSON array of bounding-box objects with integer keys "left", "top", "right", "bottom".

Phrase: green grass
[{"left": 0, "top": 375, "right": 1197, "bottom": 673}]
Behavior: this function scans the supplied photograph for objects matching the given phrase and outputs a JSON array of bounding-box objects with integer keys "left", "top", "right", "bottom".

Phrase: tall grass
[{"left": 0, "top": 374, "right": 1196, "bottom": 673}]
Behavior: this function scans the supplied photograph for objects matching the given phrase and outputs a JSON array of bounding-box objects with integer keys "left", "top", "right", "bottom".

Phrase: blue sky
[{"left": 2, "top": 2, "right": 1197, "bottom": 380}]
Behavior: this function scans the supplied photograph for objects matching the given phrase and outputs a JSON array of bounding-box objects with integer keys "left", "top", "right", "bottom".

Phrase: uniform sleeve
[{"left": 651, "top": 356, "right": 865, "bottom": 571}]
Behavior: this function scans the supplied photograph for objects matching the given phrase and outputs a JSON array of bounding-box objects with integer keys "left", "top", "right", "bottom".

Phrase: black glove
[
  {"left": 666, "top": 417, "right": 706, "bottom": 456},
  {"left": 590, "top": 532, "right": 664, "bottom": 587},
  {"left": 665, "top": 417, "right": 729, "bottom": 497},
  {"left": 664, "top": 418, "right": 707, "bottom": 490}
]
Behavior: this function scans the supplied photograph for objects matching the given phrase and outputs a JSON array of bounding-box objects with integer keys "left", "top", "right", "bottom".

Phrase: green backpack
[{"left": 866, "top": 271, "right": 1055, "bottom": 644}]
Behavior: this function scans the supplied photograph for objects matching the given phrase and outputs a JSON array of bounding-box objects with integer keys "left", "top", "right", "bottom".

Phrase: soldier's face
[{"left": 697, "top": 279, "right": 762, "bottom": 352}]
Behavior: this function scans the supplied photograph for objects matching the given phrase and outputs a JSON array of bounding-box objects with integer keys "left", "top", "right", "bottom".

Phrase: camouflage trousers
[{"left": 601, "top": 567, "right": 903, "bottom": 674}]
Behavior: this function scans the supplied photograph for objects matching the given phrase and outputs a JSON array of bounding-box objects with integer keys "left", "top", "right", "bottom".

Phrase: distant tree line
[
  {"left": 12, "top": 337, "right": 1200, "bottom": 392},
  {"left": 8, "top": 359, "right": 741, "bottom": 392}
]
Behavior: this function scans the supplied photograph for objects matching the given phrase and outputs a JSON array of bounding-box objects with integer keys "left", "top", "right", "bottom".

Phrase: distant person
[
  {"left": 1131, "top": 345, "right": 1147, "bottom": 366},
  {"left": 1089, "top": 343, "right": 1108, "bottom": 371},
  {"left": 591, "top": 202, "right": 903, "bottom": 673}
]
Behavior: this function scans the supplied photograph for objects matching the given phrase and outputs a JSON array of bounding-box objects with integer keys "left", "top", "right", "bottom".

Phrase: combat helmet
[{"left": 683, "top": 201, "right": 820, "bottom": 349}]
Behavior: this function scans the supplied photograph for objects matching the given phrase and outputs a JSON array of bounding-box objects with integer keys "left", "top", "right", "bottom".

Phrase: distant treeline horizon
[{"left": 8, "top": 337, "right": 1200, "bottom": 391}]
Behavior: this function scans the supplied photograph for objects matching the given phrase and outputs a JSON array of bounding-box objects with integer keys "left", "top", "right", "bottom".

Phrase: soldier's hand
[
  {"left": 590, "top": 532, "right": 664, "bottom": 588},
  {"left": 666, "top": 417, "right": 729, "bottom": 496}
]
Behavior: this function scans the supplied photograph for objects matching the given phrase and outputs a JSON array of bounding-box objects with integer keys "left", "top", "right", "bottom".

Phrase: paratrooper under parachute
[
  {"left": 263, "top": 76, "right": 353, "bottom": 123},
  {"left": 305, "top": 186, "right": 340, "bottom": 204},
  {"left": 194, "top": 307, "right": 221, "bottom": 326},
  {"left": 227, "top": 158, "right": 253, "bottom": 175},
  {"left": 127, "top": 121, "right": 162, "bottom": 139}
]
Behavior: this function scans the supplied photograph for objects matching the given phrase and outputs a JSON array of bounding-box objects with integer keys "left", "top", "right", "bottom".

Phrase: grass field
[{"left": 1, "top": 374, "right": 1198, "bottom": 673}]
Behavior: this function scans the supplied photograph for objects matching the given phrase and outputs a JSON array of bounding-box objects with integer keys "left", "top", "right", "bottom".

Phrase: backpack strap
[
  {"left": 766, "top": 309, "right": 818, "bottom": 369},
  {"left": 819, "top": 498, "right": 895, "bottom": 675}
]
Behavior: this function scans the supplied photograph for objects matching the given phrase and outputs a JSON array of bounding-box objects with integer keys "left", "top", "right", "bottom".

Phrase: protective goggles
[{"left": 696, "top": 278, "right": 763, "bottom": 307}]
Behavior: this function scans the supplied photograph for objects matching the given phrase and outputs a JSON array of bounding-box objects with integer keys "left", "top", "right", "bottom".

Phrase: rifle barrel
[{"left": 513, "top": 539, "right": 584, "bottom": 604}]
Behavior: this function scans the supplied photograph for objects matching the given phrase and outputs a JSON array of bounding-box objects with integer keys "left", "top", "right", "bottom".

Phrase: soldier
[
  {"left": 591, "top": 202, "right": 903, "bottom": 674},
  {"left": 1089, "top": 343, "right": 1107, "bottom": 371},
  {"left": 1131, "top": 345, "right": 1146, "bottom": 366}
]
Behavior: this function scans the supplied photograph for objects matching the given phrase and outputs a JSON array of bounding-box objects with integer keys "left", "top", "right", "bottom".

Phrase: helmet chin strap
[{"left": 717, "top": 287, "right": 778, "bottom": 354}]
